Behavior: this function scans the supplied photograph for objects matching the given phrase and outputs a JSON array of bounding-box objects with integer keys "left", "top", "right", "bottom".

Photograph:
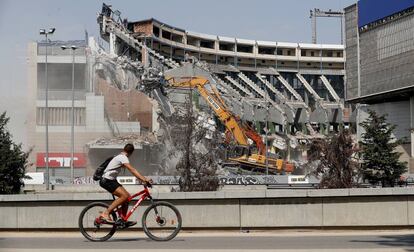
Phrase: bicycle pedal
[{"left": 115, "top": 221, "right": 126, "bottom": 229}]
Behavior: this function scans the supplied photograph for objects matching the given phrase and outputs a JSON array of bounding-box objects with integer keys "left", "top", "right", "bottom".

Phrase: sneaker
[
  {"left": 125, "top": 221, "right": 137, "bottom": 227},
  {"left": 99, "top": 216, "right": 115, "bottom": 224}
]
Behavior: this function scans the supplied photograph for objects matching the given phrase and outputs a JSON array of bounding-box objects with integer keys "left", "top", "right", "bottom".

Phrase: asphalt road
[{"left": 1, "top": 230, "right": 414, "bottom": 251}]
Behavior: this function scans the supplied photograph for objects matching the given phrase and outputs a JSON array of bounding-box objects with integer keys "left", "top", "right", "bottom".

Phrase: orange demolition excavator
[{"left": 166, "top": 76, "right": 287, "bottom": 174}]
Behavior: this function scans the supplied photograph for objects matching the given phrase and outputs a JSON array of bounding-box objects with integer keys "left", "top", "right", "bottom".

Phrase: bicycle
[{"left": 79, "top": 183, "right": 182, "bottom": 242}]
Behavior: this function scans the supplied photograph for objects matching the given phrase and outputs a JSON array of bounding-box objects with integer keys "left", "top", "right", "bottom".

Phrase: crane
[{"left": 310, "top": 8, "right": 344, "bottom": 44}]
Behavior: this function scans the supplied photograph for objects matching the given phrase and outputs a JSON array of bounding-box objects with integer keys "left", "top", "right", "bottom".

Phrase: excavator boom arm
[{"left": 167, "top": 76, "right": 249, "bottom": 146}]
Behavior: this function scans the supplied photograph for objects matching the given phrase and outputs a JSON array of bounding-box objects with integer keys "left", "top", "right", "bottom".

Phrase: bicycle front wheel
[
  {"left": 78, "top": 202, "right": 117, "bottom": 242},
  {"left": 142, "top": 201, "right": 182, "bottom": 241}
]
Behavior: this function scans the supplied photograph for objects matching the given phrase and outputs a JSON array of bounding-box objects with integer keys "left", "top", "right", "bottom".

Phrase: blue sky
[{"left": 0, "top": 0, "right": 356, "bottom": 146}]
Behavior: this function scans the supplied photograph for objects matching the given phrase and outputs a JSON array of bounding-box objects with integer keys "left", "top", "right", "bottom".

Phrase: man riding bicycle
[{"left": 99, "top": 143, "right": 152, "bottom": 224}]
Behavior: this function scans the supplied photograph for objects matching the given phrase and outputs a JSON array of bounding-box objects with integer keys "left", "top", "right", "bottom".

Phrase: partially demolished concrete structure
[
  {"left": 92, "top": 3, "right": 351, "bottom": 173},
  {"left": 98, "top": 4, "right": 348, "bottom": 139},
  {"left": 25, "top": 4, "right": 351, "bottom": 180}
]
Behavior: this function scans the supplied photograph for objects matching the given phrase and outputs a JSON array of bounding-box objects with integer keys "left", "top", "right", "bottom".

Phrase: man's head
[{"left": 123, "top": 143, "right": 135, "bottom": 156}]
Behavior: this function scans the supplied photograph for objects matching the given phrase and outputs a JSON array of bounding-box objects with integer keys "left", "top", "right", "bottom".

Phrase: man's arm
[{"left": 123, "top": 163, "right": 150, "bottom": 183}]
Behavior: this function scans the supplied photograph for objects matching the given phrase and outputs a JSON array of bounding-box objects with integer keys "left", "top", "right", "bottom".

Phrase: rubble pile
[
  {"left": 87, "top": 133, "right": 157, "bottom": 147},
  {"left": 96, "top": 54, "right": 145, "bottom": 90}
]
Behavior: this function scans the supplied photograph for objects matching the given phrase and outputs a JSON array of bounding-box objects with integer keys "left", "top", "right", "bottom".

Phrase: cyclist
[{"left": 99, "top": 143, "right": 152, "bottom": 224}]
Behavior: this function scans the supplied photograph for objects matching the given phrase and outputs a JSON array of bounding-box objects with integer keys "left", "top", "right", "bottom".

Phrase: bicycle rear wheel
[
  {"left": 142, "top": 201, "right": 182, "bottom": 241},
  {"left": 78, "top": 202, "right": 117, "bottom": 242}
]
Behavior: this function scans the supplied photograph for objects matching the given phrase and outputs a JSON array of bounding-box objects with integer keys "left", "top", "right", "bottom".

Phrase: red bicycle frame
[{"left": 113, "top": 185, "right": 153, "bottom": 222}]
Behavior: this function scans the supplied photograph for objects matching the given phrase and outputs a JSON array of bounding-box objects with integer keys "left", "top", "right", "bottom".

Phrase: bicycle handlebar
[{"left": 143, "top": 182, "right": 152, "bottom": 188}]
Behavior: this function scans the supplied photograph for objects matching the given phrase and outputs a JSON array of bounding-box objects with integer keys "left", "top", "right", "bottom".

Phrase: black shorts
[{"left": 100, "top": 178, "right": 121, "bottom": 193}]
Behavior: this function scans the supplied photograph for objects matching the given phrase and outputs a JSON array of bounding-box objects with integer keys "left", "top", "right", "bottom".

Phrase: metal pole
[
  {"left": 340, "top": 14, "right": 344, "bottom": 45},
  {"left": 312, "top": 9, "right": 317, "bottom": 44},
  {"left": 45, "top": 33, "right": 50, "bottom": 190},
  {"left": 71, "top": 48, "right": 75, "bottom": 183}
]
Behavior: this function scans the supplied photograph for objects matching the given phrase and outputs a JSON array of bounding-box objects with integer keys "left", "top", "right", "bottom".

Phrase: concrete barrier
[{"left": 1, "top": 187, "right": 414, "bottom": 229}]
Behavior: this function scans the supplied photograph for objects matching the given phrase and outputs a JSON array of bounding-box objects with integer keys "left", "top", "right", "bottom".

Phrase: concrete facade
[
  {"left": 2, "top": 188, "right": 414, "bottom": 229},
  {"left": 128, "top": 19, "right": 345, "bottom": 72},
  {"left": 344, "top": 3, "right": 414, "bottom": 173},
  {"left": 27, "top": 38, "right": 158, "bottom": 180},
  {"left": 27, "top": 40, "right": 113, "bottom": 178}
]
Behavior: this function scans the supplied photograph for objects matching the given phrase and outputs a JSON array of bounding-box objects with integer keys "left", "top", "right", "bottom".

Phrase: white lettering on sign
[
  {"left": 117, "top": 176, "right": 136, "bottom": 185},
  {"left": 44, "top": 157, "right": 79, "bottom": 167},
  {"left": 288, "top": 175, "right": 309, "bottom": 184}
]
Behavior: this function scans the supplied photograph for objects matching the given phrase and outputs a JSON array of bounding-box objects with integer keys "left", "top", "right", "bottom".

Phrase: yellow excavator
[{"left": 166, "top": 76, "right": 291, "bottom": 174}]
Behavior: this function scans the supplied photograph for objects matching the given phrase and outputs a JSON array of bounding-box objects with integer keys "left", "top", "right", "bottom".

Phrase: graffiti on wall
[
  {"left": 71, "top": 175, "right": 283, "bottom": 185},
  {"left": 219, "top": 176, "right": 259, "bottom": 185},
  {"left": 73, "top": 176, "right": 98, "bottom": 185}
]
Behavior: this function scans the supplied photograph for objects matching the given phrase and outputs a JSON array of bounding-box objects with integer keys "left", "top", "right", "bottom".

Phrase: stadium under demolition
[
  {"left": 28, "top": 3, "right": 361, "bottom": 186},
  {"left": 90, "top": 3, "right": 350, "bottom": 176}
]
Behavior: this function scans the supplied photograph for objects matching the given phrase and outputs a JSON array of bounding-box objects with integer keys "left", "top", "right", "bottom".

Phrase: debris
[{"left": 87, "top": 133, "right": 157, "bottom": 148}]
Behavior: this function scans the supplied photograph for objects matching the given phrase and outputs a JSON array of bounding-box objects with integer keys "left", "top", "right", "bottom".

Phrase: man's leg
[
  {"left": 121, "top": 202, "right": 129, "bottom": 216},
  {"left": 101, "top": 186, "right": 130, "bottom": 220}
]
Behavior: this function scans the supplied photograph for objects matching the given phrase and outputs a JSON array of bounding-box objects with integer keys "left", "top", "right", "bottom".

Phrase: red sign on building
[{"left": 36, "top": 153, "right": 87, "bottom": 168}]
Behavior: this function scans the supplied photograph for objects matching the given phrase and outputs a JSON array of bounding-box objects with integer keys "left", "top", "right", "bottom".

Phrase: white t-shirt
[{"left": 102, "top": 153, "right": 130, "bottom": 180}]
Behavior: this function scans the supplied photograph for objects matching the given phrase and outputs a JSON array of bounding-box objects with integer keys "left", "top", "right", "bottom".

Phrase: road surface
[{"left": 1, "top": 230, "right": 414, "bottom": 251}]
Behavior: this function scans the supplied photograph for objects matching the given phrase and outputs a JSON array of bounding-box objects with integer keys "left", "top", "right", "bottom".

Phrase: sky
[{"left": 0, "top": 0, "right": 356, "bottom": 148}]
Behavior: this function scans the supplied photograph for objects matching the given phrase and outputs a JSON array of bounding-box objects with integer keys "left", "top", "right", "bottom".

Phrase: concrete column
[
  {"left": 234, "top": 40, "right": 238, "bottom": 67},
  {"left": 141, "top": 46, "right": 148, "bottom": 68},
  {"left": 253, "top": 42, "right": 258, "bottom": 54},
  {"left": 109, "top": 33, "right": 117, "bottom": 56},
  {"left": 275, "top": 43, "right": 278, "bottom": 70},
  {"left": 214, "top": 39, "right": 219, "bottom": 51},
  {"left": 296, "top": 47, "right": 300, "bottom": 71},
  {"left": 183, "top": 33, "right": 187, "bottom": 45}
]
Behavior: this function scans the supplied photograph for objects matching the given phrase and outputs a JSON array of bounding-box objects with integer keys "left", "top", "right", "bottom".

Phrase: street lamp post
[
  {"left": 61, "top": 45, "right": 78, "bottom": 183},
  {"left": 39, "top": 28, "right": 55, "bottom": 190}
]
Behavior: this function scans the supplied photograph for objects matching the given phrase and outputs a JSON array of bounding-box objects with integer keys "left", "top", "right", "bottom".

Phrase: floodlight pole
[
  {"left": 45, "top": 33, "right": 49, "bottom": 190},
  {"left": 40, "top": 28, "right": 55, "bottom": 190},
  {"left": 61, "top": 45, "right": 78, "bottom": 183}
]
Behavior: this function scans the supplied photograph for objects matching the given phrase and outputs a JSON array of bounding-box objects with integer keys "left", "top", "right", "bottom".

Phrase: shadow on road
[
  {"left": 103, "top": 238, "right": 185, "bottom": 243},
  {"left": 351, "top": 234, "right": 414, "bottom": 251},
  {"left": 106, "top": 238, "right": 143, "bottom": 242}
]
